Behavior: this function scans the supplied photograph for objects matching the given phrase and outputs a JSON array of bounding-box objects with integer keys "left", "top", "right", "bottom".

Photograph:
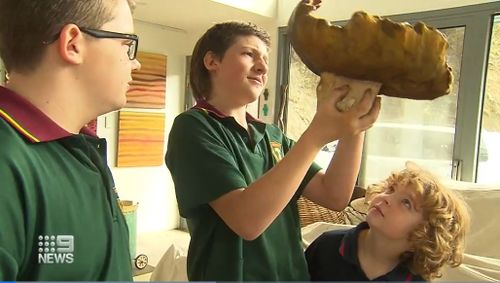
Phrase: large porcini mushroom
[{"left": 288, "top": 0, "right": 453, "bottom": 111}]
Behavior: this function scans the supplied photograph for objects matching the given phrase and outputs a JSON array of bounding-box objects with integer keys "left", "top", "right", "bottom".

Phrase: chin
[
  {"left": 116, "top": 101, "right": 127, "bottom": 110},
  {"left": 365, "top": 213, "right": 381, "bottom": 227},
  {"left": 240, "top": 93, "right": 259, "bottom": 105},
  {"left": 251, "top": 89, "right": 263, "bottom": 100},
  {"left": 117, "top": 92, "right": 129, "bottom": 107},
  {"left": 107, "top": 98, "right": 127, "bottom": 112},
  {"left": 249, "top": 95, "right": 260, "bottom": 103}
]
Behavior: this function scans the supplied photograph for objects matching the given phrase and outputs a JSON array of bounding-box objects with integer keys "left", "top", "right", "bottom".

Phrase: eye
[
  {"left": 243, "top": 51, "right": 254, "bottom": 57},
  {"left": 402, "top": 198, "right": 412, "bottom": 209}
]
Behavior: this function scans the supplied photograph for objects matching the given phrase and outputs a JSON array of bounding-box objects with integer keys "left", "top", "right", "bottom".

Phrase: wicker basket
[{"left": 297, "top": 196, "right": 347, "bottom": 228}]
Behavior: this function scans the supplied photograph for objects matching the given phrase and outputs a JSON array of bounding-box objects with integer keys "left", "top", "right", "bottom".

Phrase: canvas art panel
[
  {"left": 116, "top": 111, "right": 165, "bottom": 167},
  {"left": 126, "top": 52, "right": 167, "bottom": 109}
]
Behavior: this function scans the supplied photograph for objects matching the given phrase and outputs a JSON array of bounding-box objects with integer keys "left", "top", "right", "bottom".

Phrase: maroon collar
[
  {"left": 0, "top": 86, "right": 96, "bottom": 143},
  {"left": 193, "top": 100, "right": 263, "bottom": 123}
]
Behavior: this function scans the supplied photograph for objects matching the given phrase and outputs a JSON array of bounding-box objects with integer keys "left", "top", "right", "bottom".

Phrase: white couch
[
  {"left": 436, "top": 180, "right": 500, "bottom": 281},
  {"left": 151, "top": 180, "right": 500, "bottom": 281}
]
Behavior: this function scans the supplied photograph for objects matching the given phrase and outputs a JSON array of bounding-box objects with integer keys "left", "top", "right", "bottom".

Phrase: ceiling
[{"left": 133, "top": 0, "right": 277, "bottom": 34}]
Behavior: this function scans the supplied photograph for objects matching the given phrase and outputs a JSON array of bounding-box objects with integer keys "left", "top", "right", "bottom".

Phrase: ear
[
  {"left": 57, "top": 24, "right": 85, "bottom": 65},
  {"left": 203, "top": 51, "right": 221, "bottom": 72}
]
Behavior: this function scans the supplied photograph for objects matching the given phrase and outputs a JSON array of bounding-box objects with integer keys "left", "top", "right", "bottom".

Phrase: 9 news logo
[{"left": 37, "top": 235, "right": 74, "bottom": 264}]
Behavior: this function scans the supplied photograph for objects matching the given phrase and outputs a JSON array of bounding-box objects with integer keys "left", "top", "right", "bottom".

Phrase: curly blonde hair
[{"left": 366, "top": 163, "right": 470, "bottom": 280}]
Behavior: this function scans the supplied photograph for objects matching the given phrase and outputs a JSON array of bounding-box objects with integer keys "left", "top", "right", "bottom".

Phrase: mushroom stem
[{"left": 317, "top": 73, "right": 382, "bottom": 112}]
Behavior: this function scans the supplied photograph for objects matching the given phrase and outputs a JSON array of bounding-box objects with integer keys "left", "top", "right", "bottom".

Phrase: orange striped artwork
[
  {"left": 116, "top": 111, "right": 165, "bottom": 167},
  {"left": 126, "top": 51, "right": 167, "bottom": 109}
]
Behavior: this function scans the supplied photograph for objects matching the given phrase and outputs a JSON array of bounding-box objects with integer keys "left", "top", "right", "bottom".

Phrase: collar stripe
[{"left": 0, "top": 108, "right": 39, "bottom": 142}]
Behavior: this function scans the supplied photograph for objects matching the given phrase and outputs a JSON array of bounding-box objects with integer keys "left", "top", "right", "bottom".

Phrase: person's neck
[
  {"left": 207, "top": 96, "right": 248, "bottom": 130},
  {"left": 357, "top": 228, "right": 407, "bottom": 280},
  {"left": 7, "top": 70, "right": 92, "bottom": 134}
]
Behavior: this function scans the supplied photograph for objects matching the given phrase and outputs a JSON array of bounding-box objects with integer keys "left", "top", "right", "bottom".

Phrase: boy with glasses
[{"left": 0, "top": 0, "right": 140, "bottom": 280}]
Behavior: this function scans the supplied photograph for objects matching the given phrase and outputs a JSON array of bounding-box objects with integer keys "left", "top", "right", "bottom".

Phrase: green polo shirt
[
  {"left": 166, "top": 101, "right": 322, "bottom": 281},
  {"left": 0, "top": 86, "right": 132, "bottom": 281}
]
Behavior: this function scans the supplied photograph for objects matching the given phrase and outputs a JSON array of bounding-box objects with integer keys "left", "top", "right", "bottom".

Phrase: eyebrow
[{"left": 241, "top": 46, "right": 269, "bottom": 58}]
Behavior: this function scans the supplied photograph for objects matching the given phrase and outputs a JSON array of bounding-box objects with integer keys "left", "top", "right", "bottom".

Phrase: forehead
[
  {"left": 230, "top": 35, "right": 269, "bottom": 53},
  {"left": 397, "top": 183, "right": 422, "bottom": 202},
  {"left": 394, "top": 182, "right": 415, "bottom": 193}
]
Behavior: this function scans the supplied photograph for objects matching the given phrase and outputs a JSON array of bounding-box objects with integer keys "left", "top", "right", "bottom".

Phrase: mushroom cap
[{"left": 288, "top": 0, "right": 453, "bottom": 100}]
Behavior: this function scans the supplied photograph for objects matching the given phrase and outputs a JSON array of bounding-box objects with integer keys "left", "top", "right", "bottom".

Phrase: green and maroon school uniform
[
  {"left": 0, "top": 86, "right": 132, "bottom": 280},
  {"left": 166, "top": 100, "right": 322, "bottom": 281}
]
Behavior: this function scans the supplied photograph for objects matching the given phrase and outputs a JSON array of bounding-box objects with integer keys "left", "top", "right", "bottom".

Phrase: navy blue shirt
[{"left": 305, "top": 222, "right": 425, "bottom": 281}]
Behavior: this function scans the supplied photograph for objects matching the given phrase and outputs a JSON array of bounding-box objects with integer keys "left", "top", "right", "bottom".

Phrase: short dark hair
[
  {"left": 0, "top": 0, "right": 136, "bottom": 73},
  {"left": 189, "top": 21, "right": 270, "bottom": 101}
]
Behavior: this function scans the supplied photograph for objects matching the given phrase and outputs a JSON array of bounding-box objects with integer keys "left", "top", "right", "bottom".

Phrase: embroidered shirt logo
[
  {"left": 37, "top": 235, "right": 74, "bottom": 264},
  {"left": 270, "top": 141, "right": 283, "bottom": 162}
]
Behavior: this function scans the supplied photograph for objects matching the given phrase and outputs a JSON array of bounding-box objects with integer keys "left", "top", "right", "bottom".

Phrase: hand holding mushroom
[{"left": 288, "top": 0, "right": 453, "bottom": 111}]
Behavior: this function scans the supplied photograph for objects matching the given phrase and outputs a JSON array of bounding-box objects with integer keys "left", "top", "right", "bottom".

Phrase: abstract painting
[
  {"left": 116, "top": 111, "right": 165, "bottom": 167},
  {"left": 126, "top": 51, "right": 167, "bottom": 109}
]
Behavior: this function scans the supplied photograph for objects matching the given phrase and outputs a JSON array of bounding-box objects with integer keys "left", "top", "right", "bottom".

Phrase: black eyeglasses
[
  {"left": 80, "top": 27, "right": 139, "bottom": 60},
  {"left": 44, "top": 26, "right": 139, "bottom": 60}
]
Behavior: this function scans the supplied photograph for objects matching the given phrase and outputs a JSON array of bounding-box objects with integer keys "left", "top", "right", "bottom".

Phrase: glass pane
[
  {"left": 287, "top": 48, "right": 336, "bottom": 168},
  {"left": 477, "top": 15, "right": 500, "bottom": 184},
  {"left": 363, "top": 26, "right": 465, "bottom": 185}
]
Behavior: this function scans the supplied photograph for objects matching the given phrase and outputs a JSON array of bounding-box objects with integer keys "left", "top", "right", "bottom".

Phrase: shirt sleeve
[
  {"left": 0, "top": 159, "right": 26, "bottom": 280},
  {"left": 166, "top": 112, "right": 248, "bottom": 217}
]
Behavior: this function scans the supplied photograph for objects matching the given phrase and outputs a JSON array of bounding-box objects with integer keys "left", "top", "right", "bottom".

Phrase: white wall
[
  {"left": 278, "top": 0, "right": 500, "bottom": 26},
  {"left": 97, "top": 20, "right": 192, "bottom": 234},
  {"left": 210, "top": 0, "right": 278, "bottom": 18}
]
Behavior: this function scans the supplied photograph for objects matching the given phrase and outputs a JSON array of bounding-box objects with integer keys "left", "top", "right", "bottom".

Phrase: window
[
  {"left": 286, "top": 48, "right": 335, "bottom": 168},
  {"left": 276, "top": 2, "right": 500, "bottom": 184},
  {"left": 477, "top": 15, "right": 500, "bottom": 183},
  {"left": 363, "top": 26, "right": 464, "bottom": 184}
]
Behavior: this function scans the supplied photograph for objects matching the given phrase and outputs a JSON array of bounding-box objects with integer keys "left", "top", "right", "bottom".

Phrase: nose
[
  {"left": 254, "top": 57, "right": 268, "bottom": 75},
  {"left": 378, "top": 194, "right": 391, "bottom": 206},
  {"left": 131, "top": 59, "right": 141, "bottom": 71}
]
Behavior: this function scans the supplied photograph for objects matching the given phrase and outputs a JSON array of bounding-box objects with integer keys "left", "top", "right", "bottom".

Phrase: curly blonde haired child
[
  {"left": 306, "top": 162, "right": 470, "bottom": 281},
  {"left": 369, "top": 162, "right": 470, "bottom": 280}
]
